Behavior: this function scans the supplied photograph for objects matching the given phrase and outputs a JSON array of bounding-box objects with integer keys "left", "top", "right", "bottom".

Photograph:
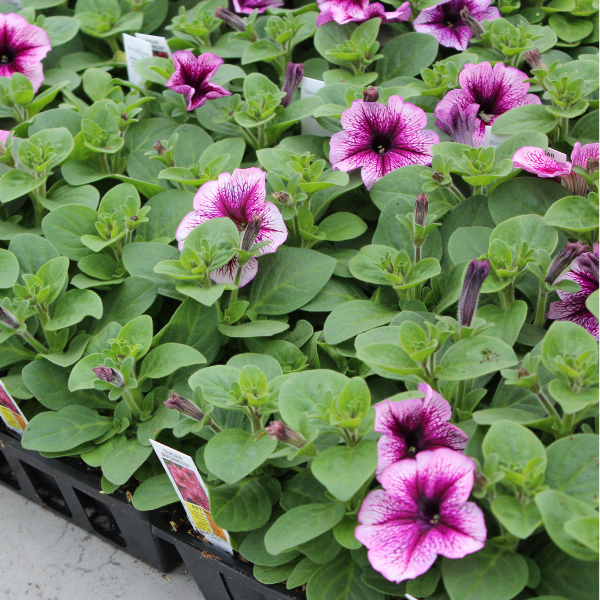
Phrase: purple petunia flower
[
  {"left": 434, "top": 62, "right": 541, "bottom": 147},
  {"left": 434, "top": 103, "right": 480, "bottom": 147},
  {"left": 547, "top": 243, "right": 599, "bottom": 340},
  {"left": 356, "top": 448, "right": 486, "bottom": 583},
  {"left": 316, "top": 0, "right": 411, "bottom": 26},
  {"left": 513, "top": 143, "right": 599, "bottom": 197},
  {"left": 413, "top": 0, "right": 499, "bottom": 51},
  {"left": 330, "top": 95, "right": 439, "bottom": 191},
  {"left": 374, "top": 383, "right": 469, "bottom": 477},
  {"left": 0, "top": 13, "right": 51, "bottom": 93},
  {"left": 232, "top": 0, "right": 284, "bottom": 14},
  {"left": 165, "top": 50, "right": 231, "bottom": 112},
  {"left": 176, "top": 168, "right": 287, "bottom": 287}
]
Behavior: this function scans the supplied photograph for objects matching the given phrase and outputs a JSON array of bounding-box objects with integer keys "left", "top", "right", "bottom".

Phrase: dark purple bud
[
  {"left": 459, "top": 7, "right": 483, "bottom": 38},
  {"left": 281, "top": 63, "right": 304, "bottom": 108},
  {"left": 525, "top": 49, "right": 546, "bottom": 72},
  {"left": 241, "top": 213, "right": 264, "bottom": 252},
  {"left": 578, "top": 252, "right": 599, "bottom": 282},
  {"left": 545, "top": 241, "right": 589, "bottom": 284},
  {"left": 93, "top": 366, "right": 125, "bottom": 388},
  {"left": 432, "top": 171, "right": 445, "bottom": 183},
  {"left": 414, "top": 194, "right": 429, "bottom": 227},
  {"left": 459, "top": 259, "right": 490, "bottom": 328},
  {"left": 517, "top": 367, "right": 530, "bottom": 379},
  {"left": 120, "top": 112, "right": 128, "bottom": 121},
  {"left": 215, "top": 7, "right": 247, "bottom": 32},
  {"left": 271, "top": 191, "right": 292, "bottom": 205},
  {"left": 165, "top": 392, "right": 205, "bottom": 421},
  {"left": 0, "top": 307, "right": 19, "bottom": 330},
  {"left": 587, "top": 156, "right": 599, "bottom": 175},
  {"left": 153, "top": 140, "right": 166, "bottom": 156},
  {"left": 363, "top": 87, "right": 379, "bottom": 103},
  {"left": 265, "top": 420, "right": 307, "bottom": 448}
]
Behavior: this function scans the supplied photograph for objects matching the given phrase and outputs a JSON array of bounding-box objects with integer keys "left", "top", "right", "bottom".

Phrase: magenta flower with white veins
[
  {"left": 232, "top": 0, "right": 284, "bottom": 13},
  {"left": 513, "top": 142, "right": 599, "bottom": 197},
  {"left": 434, "top": 102, "right": 480, "bottom": 146},
  {"left": 176, "top": 168, "right": 287, "bottom": 287},
  {"left": 165, "top": 50, "right": 231, "bottom": 111},
  {"left": 330, "top": 96, "right": 439, "bottom": 191},
  {"left": 414, "top": 0, "right": 499, "bottom": 51},
  {"left": 355, "top": 449, "right": 486, "bottom": 583},
  {"left": 0, "top": 13, "right": 51, "bottom": 93},
  {"left": 547, "top": 244, "right": 599, "bottom": 340},
  {"left": 374, "top": 383, "right": 468, "bottom": 478},
  {"left": 434, "top": 61, "right": 541, "bottom": 147},
  {"left": 316, "top": 0, "right": 411, "bottom": 26}
]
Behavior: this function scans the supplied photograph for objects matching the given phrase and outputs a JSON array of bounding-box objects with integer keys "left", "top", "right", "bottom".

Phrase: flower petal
[
  {"left": 570, "top": 142, "right": 599, "bottom": 170},
  {"left": 512, "top": 147, "right": 572, "bottom": 178},
  {"left": 210, "top": 255, "right": 258, "bottom": 287}
]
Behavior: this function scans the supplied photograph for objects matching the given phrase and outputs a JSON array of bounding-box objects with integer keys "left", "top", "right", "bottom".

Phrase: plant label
[
  {"left": 135, "top": 33, "right": 172, "bottom": 59},
  {"left": 0, "top": 379, "right": 27, "bottom": 435},
  {"left": 483, "top": 125, "right": 509, "bottom": 149},
  {"left": 300, "top": 77, "right": 331, "bottom": 137},
  {"left": 150, "top": 439, "right": 233, "bottom": 555},
  {"left": 123, "top": 33, "right": 153, "bottom": 87}
]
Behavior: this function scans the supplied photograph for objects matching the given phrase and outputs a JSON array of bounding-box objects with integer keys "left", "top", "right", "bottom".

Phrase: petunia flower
[
  {"left": 166, "top": 462, "right": 210, "bottom": 510},
  {"left": 165, "top": 50, "right": 231, "bottom": 112},
  {"left": 374, "top": 383, "right": 469, "bottom": 477},
  {"left": 232, "top": 0, "right": 284, "bottom": 14},
  {"left": 0, "top": 13, "right": 51, "bottom": 93},
  {"left": 176, "top": 168, "right": 287, "bottom": 287},
  {"left": 414, "top": 0, "right": 499, "bottom": 51},
  {"left": 355, "top": 448, "right": 486, "bottom": 583},
  {"left": 434, "top": 103, "right": 480, "bottom": 146},
  {"left": 330, "top": 95, "right": 439, "bottom": 191},
  {"left": 547, "top": 243, "right": 599, "bottom": 340},
  {"left": 513, "top": 142, "right": 599, "bottom": 197},
  {"left": 434, "top": 62, "right": 541, "bottom": 147},
  {"left": 316, "top": 0, "right": 411, "bottom": 26}
]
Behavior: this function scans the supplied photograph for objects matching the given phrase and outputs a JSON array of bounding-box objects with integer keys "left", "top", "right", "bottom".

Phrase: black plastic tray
[
  {"left": 151, "top": 512, "right": 305, "bottom": 600},
  {"left": 0, "top": 428, "right": 180, "bottom": 573}
]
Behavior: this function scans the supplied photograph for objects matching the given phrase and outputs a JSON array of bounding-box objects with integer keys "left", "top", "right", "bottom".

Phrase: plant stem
[
  {"left": 449, "top": 183, "right": 466, "bottom": 202},
  {"left": 536, "top": 390, "right": 561, "bottom": 421},
  {"left": 228, "top": 263, "right": 244, "bottom": 307},
  {"left": 123, "top": 387, "right": 143, "bottom": 418},
  {"left": 20, "top": 331, "right": 48, "bottom": 354},
  {"left": 106, "top": 35, "right": 120, "bottom": 55},
  {"left": 534, "top": 290, "right": 548, "bottom": 328},
  {"left": 455, "top": 379, "right": 465, "bottom": 416},
  {"left": 557, "top": 117, "right": 569, "bottom": 142}
]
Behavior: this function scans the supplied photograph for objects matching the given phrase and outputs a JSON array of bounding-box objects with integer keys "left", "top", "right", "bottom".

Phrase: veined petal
[
  {"left": 512, "top": 147, "right": 572, "bottom": 178},
  {"left": 176, "top": 210, "right": 211, "bottom": 250},
  {"left": 570, "top": 142, "right": 599, "bottom": 169},
  {"left": 210, "top": 255, "right": 258, "bottom": 287},
  {"left": 225, "top": 167, "right": 267, "bottom": 218},
  {"left": 254, "top": 199, "right": 288, "bottom": 252},
  {"left": 192, "top": 177, "right": 229, "bottom": 216}
]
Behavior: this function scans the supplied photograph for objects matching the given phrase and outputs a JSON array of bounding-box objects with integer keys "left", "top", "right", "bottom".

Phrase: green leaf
[
  {"left": 137, "top": 189, "right": 194, "bottom": 242},
  {"left": 448, "top": 227, "right": 493, "bottom": 264},
  {"left": 549, "top": 14, "right": 593, "bottom": 42},
  {"left": 324, "top": 300, "right": 396, "bottom": 345},
  {"left": 280, "top": 469, "right": 331, "bottom": 511},
  {"left": 253, "top": 561, "right": 300, "bottom": 585},
  {"left": 240, "top": 524, "right": 301, "bottom": 566},
  {"left": 68, "top": 352, "right": 104, "bottom": 391},
  {"left": 101, "top": 439, "right": 153, "bottom": 486},
  {"left": 379, "top": 32, "right": 439, "bottom": 80},
  {"left": 264, "top": 502, "right": 346, "bottom": 555},
  {"left": 442, "top": 546, "right": 528, "bottom": 600},
  {"left": 9, "top": 233, "right": 59, "bottom": 276},
  {"left": 545, "top": 434, "right": 599, "bottom": 506},
  {"left": 218, "top": 320, "right": 290, "bottom": 338},
  {"left": 0, "top": 170, "right": 46, "bottom": 203},
  {"left": 492, "top": 105, "right": 558, "bottom": 135},
  {"left": 311, "top": 440, "right": 377, "bottom": 502},
  {"left": 205, "top": 429, "right": 277, "bottom": 484},
  {"left": 490, "top": 214, "right": 558, "bottom": 255},
  {"left": 132, "top": 473, "right": 179, "bottom": 511},
  {"left": 535, "top": 490, "right": 598, "bottom": 561},
  {"left": 477, "top": 301, "right": 528, "bottom": 346},
  {"left": 46, "top": 289, "right": 103, "bottom": 330},
  {"left": 490, "top": 496, "right": 542, "bottom": 539},
  {"left": 437, "top": 336, "right": 518, "bottom": 381},
  {"left": 139, "top": 343, "right": 205, "bottom": 381},
  {"left": 564, "top": 517, "right": 599, "bottom": 553},
  {"left": 249, "top": 247, "right": 336, "bottom": 315},
  {"left": 318, "top": 212, "right": 367, "bottom": 242},
  {"left": 0, "top": 248, "right": 19, "bottom": 288},
  {"left": 544, "top": 195, "right": 599, "bottom": 233},
  {"left": 41, "top": 204, "right": 98, "bottom": 260},
  {"left": 21, "top": 405, "right": 113, "bottom": 452}
]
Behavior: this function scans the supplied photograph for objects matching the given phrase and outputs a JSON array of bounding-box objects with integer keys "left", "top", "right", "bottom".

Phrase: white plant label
[
  {"left": 135, "top": 33, "right": 172, "bottom": 59},
  {"left": 150, "top": 439, "right": 233, "bottom": 555},
  {"left": 123, "top": 33, "right": 153, "bottom": 86},
  {"left": 0, "top": 379, "right": 28, "bottom": 435},
  {"left": 300, "top": 77, "right": 331, "bottom": 137}
]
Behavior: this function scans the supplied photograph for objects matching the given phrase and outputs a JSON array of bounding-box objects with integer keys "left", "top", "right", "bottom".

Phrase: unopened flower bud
[
  {"left": 545, "top": 241, "right": 588, "bottom": 284},
  {"left": 517, "top": 367, "right": 530, "bottom": 379},
  {"left": 153, "top": 140, "right": 166, "bottom": 156},
  {"left": 0, "top": 307, "right": 19, "bottom": 330},
  {"left": 587, "top": 156, "right": 599, "bottom": 175},
  {"left": 165, "top": 392, "right": 205, "bottom": 421},
  {"left": 363, "top": 87, "right": 379, "bottom": 103},
  {"left": 460, "top": 7, "right": 484, "bottom": 38},
  {"left": 432, "top": 171, "right": 445, "bottom": 183},
  {"left": 281, "top": 62, "right": 304, "bottom": 108},
  {"left": 241, "top": 213, "right": 264, "bottom": 252},
  {"left": 93, "top": 366, "right": 125, "bottom": 388},
  {"left": 459, "top": 259, "right": 490, "bottom": 328},
  {"left": 578, "top": 251, "right": 599, "bottom": 282},
  {"left": 414, "top": 194, "right": 429, "bottom": 227},
  {"left": 271, "top": 191, "right": 292, "bottom": 205},
  {"left": 265, "top": 420, "right": 307, "bottom": 448},
  {"left": 215, "top": 7, "right": 247, "bottom": 32},
  {"left": 121, "top": 112, "right": 128, "bottom": 121},
  {"left": 525, "top": 49, "right": 546, "bottom": 72}
]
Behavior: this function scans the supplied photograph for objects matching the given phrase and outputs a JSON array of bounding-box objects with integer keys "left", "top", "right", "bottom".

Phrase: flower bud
[
  {"left": 271, "top": 191, "right": 292, "bottom": 205},
  {"left": 281, "top": 63, "right": 304, "bottom": 108},
  {"left": 215, "top": 7, "right": 247, "bottom": 32},
  {"left": 459, "top": 7, "right": 484, "bottom": 38},
  {"left": 432, "top": 171, "right": 445, "bottom": 183},
  {"left": 165, "top": 392, "right": 205, "bottom": 421},
  {"left": 587, "top": 156, "right": 599, "bottom": 176},
  {"left": 459, "top": 259, "right": 490, "bottom": 328},
  {"left": 153, "top": 140, "right": 166, "bottom": 156},
  {"left": 265, "top": 420, "right": 307, "bottom": 448},
  {"left": 363, "top": 87, "right": 379, "bottom": 103},
  {"left": 414, "top": 194, "right": 428, "bottom": 227},
  {"left": 93, "top": 366, "right": 125, "bottom": 388},
  {"left": 241, "top": 213, "right": 264, "bottom": 252},
  {"left": 525, "top": 49, "right": 546, "bottom": 72},
  {"left": 0, "top": 307, "right": 19, "bottom": 330},
  {"left": 545, "top": 241, "right": 589, "bottom": 284}
]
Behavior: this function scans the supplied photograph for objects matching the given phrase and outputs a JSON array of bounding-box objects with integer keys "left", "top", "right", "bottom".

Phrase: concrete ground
[{"left": 0, "top": 486, "right": 203, "bottom": 600}]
